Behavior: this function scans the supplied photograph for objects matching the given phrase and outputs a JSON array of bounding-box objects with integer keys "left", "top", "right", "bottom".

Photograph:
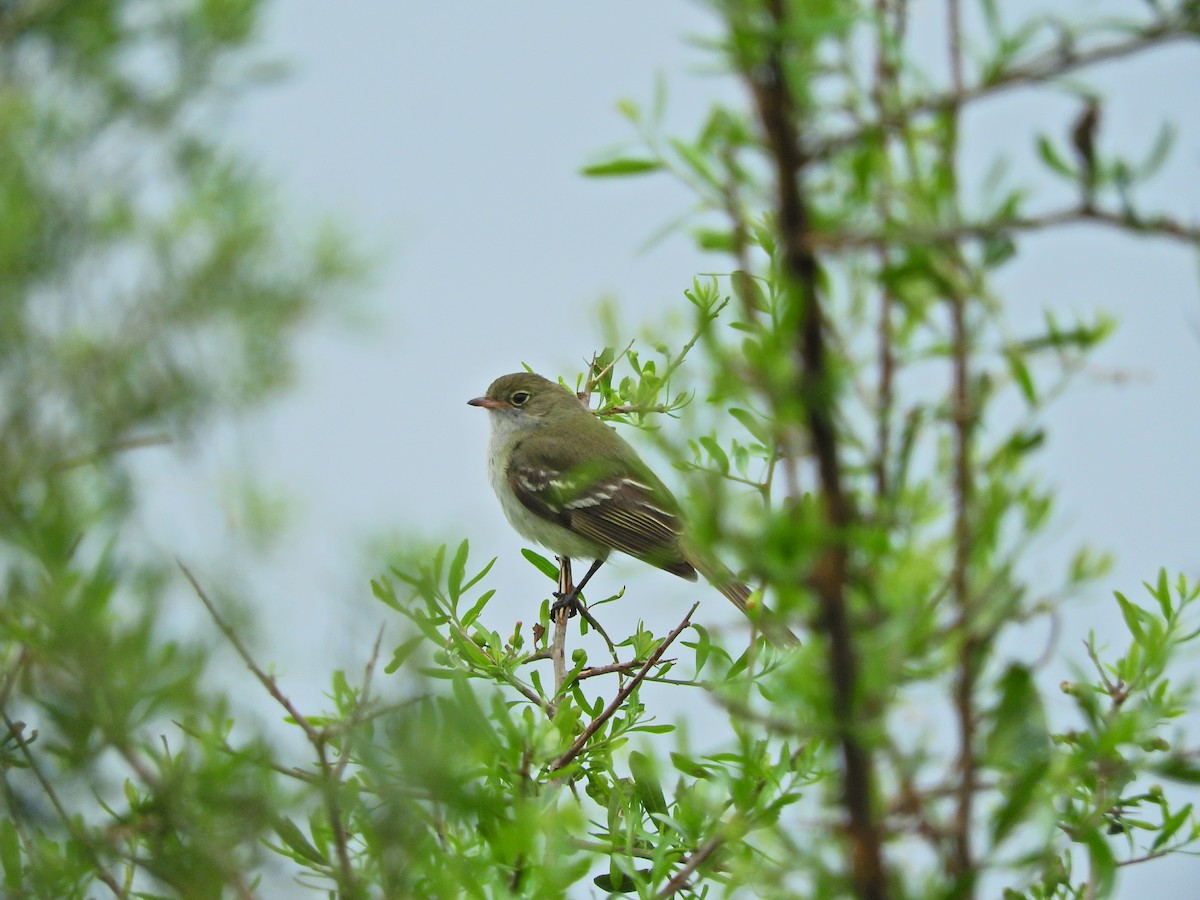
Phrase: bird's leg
[
  {"left": 551, "top": 558, "right": 604, "bottom": 618},
  {"left": 551, "top": 556, "right": 574, "bottom": 618}
]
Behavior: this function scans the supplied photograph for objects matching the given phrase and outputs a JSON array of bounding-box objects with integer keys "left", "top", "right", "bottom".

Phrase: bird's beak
[{"left": 468, "top": 396, "right": 509, "bottom": 409}]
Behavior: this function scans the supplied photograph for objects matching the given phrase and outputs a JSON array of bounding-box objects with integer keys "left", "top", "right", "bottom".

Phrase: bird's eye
[{"left": 511, "top": 391, "right": 531, "bottom": 406}]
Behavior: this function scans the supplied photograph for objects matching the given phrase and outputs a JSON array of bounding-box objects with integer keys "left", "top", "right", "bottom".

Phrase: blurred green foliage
[
  {"left": 0, "top": 0, "right": 357, "bottom": 895},
  {"left": 1, "top": 1, "right": 1197, "bottom": 899}
]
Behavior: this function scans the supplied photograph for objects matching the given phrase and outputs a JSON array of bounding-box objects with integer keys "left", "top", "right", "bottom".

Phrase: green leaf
[
  {"left": 1005, "top": 350, "right": 1037, "bottom": 404},
  {"left": 461, "top": 555, "right": 497, "bottom": 595},
  {"left": 580, "top": 158, "right": 662, "bottom": 177},
  {"left": 670, "top": 751, "right": 714, "bottom": 779},
  {"left": 593, "top": 870, "right": 647, "bottom": 892},
  {"left": 1080, "top": 827, "right": 1116, "bottom": 897},
  {"left": 990, "top": 759, "right": 1050, "bottom": 844},
  {"left": 450, "top": 628, "right": 492, "bottom": 667},
  {"left": 1148, "top": 568, "right": 1173, "bottom": 622},
  {"left": 370, "top": 577, "right": 399, "bottom": 609},
  {"left": 273, "top": 817, "right": 326, "bottom": 865},
  {"left": 1154, "top": 755, "right": 1200, "bottom": 784},
  {"left": 1151, "top": 802, "right": 1193, "bottom": 851},
  {"left": 629, "top": 751, "right": 668, "bottom": 821},
  {"left": 669, "top": 137, "right": 720, "bottom": 189},
  {"left": 982, "top": 233, "right": 1016, "bottom": 269},
  {"left": 0, "top": 819, "right": 21, "bottom": 891},
  {"left": 461, "top": 589, "right": 496, "bottom": 628},
  {"left": 690, "top": 623, "right": 712, "bottom": 675},
  {"left": 693, "top": 227, "right": 736, "bottom": 253},
  {"left": 1035, "top": 135, "right": 1075, "bottom": 177},
  {"left": 431, "top": 543, "right": 446, "bottom": 581},
  {"left": 1136, "top": 122, "right": 1176, "bottom": 181},
  {"left": 447, "top": 539, "right": 469, "bottom": 602},
  {"left": 985, "top": 665, "right": 1050, "bottom": 770},
  {"left": 522, "top": 548, "right": 560, "bottom": 581},
  {"left": 729, "top": 407, "right": 769, "bottom": 443},
  {"left": 699, "top": 435, "right": 730, "bottom": 473},
  {"left": 384, "top": 636, "right": 424, "bottom": 674},
  {"left": 1114, "top": 591, "right": 1146, "bottom": 642}
]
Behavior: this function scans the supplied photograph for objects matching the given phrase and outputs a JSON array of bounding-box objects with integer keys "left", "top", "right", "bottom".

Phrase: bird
[{"left": 468, "top": 371, "right": 794, "bottom": 644}]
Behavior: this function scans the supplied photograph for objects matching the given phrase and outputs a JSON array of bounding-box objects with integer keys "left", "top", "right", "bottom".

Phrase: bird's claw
[{"left": 550, "top": 590, "right": 582, "bottom": 619}]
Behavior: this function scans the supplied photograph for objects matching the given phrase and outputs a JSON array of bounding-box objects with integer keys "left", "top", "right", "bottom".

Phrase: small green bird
[{"left": 469, "top": 371, "right": 793, "bottom": 643}]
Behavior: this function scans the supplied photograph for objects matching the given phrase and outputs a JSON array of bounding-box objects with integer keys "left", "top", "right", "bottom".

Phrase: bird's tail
[{"left": 689, "top": 552, "right": 799, "bottom": 647}]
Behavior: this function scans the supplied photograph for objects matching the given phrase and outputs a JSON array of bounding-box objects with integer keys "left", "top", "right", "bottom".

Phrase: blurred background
[{"left": 119, "top": 3, "right": 1198, "bottom": 894}]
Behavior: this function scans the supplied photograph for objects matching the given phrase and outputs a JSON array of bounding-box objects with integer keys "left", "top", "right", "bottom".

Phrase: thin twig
[
  {"left": 806, "top": 20, "right": 1193, "bottom": 165},
  {"left": 2, "top": 716, "right": 126, "bottom": 897},
  {"left": 577, "top": 604, "right": 620, "bottom": 666},
  {"left": 575, "top": 658, "right": 675, "bottom": 681},
  {"left": 581, "top": 341, "right": 636, "bottom": 404},
  {"left": 178, "top": 563, "right": 360, "bottom": 898},
  {"left": 52, "top": 433, "right": 172, "bottom": 472},
  {"left": 870, "top": 0, "right": 899, "bottom": 506},
  {"left": 178, "top": 563, "right": 320, "bottom": 744},
  {"left": 548, "top": 603, "right": 698, "bottom": 774},
  {"left": 814, "top": 204, "right": 1200, "bottom": 254},
  {"left": 656, "top": 832, "right": 725, "bottom": 898}
]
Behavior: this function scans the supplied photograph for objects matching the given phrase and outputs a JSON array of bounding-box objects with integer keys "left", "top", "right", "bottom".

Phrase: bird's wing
[{"left": 507, "top": 441, "right": 697, "bottom": 580}]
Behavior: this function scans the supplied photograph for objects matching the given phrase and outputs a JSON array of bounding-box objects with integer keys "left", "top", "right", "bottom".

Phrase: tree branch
[
  {"left": 746, "top": 4, "right": 888, "bottom": 898},
  {"left": 179, "top": 562, "right": 361, "bottom": 899},
  {"left": 815, "top": 204, "right": 1200, "bottom": 253},
  {"left": 548, "top": 604, "right": 698, "bottom": 775},
  {"left": 944, "top": 1, "right": 979, "bottom": 890},
  {"left": 656, "top": 832, "right": 725, "bottom": 898},
  {"left": 807, "top": 19, "right": 1195, "bottom": 165}
]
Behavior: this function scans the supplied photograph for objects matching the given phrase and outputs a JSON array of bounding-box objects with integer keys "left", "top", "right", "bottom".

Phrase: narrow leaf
[
  {"left": 461, "top": 589, "right": 496, "bottom": 628},
  {"left": 581, "top": 158, "right": 662, "bottom": 177},
  {"left": 447, "top": 539, "right": 469, "bottom": 602},
  {"left": 384, "top": 636, "right": 424, "bottom": 674},
  {"left": 522, "top": 548, "right": 560, "bottom": 581},
  {"left": 274, "top": 817, "right": 326, "bottom": 865}
]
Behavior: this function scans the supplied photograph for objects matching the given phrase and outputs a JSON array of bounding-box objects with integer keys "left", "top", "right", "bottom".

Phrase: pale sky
[{"left": 132, "top": 2, "right": 1199, "bottom": 895}]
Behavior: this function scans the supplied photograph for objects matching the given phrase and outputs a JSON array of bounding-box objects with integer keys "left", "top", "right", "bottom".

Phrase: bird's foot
[{"left": 550, "top": 590, "right": 583, "bottom": 619}]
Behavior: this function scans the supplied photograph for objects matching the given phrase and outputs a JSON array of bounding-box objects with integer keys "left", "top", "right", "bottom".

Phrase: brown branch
[
  {"left": 180, "top": 564, "right": 322, "bottom": 743},
  {"left": 747, "top": 4, "right": 887, "bottom": 898},
  {"left": 577, "top": 604, "right": 620, "bottom": 665},
  {"left": 548, "top": 603, "right": 698, "bottom": 774},
  {"left": 576, "top": 658, "right": 674, "bottom": 681},
  {"left": 179, "top": 563, "right": 360, "bottom": 898},
  {"left": 549, "top": 558, "right": 573, "bottom": 716},
  {"left": 656, "top": 832, "right": 725, "bottom": 898},
  {"left": 870, "top": 0, "right": 900, "bottom": 505},
  {"left": 1116, "top": 846, "right": 1187, "bottom": 868},
  {"left": 814, "top": 205, "right": 1200, "bottom": 254},
  {"left": 807, "top": 20, "right": 1195, "bottom": 165},
  {"left": 944, "top": 0, "right": 979, "bottom": 888},
  {"left": 51, "top": 433, "right": 172, "bottom": 472},
  {"left": 581, "top": 340, "right": 636, "bottom": 403}
]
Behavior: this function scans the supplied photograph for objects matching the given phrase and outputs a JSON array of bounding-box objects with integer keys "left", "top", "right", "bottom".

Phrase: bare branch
[{"left": 179, "top": 563, "right": 321, "bottom": 745}]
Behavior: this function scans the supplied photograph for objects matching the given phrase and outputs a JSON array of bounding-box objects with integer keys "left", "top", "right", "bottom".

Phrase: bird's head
[{"left": 468, "top": 372, "right": 586, "bottom": 426}]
